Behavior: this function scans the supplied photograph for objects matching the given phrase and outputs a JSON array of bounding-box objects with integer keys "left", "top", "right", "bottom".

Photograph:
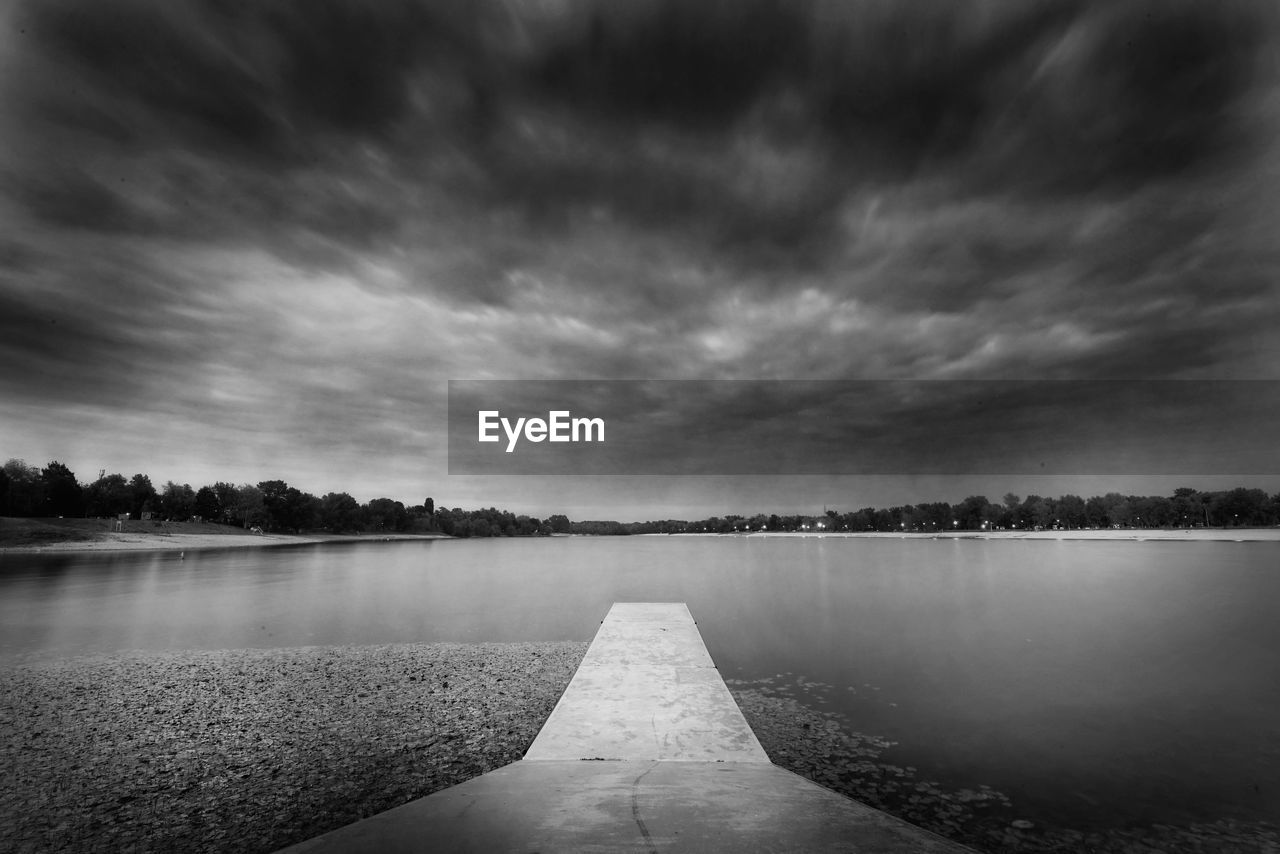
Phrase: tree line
[
  {"left": 0, "top": 459, "right": 571, "bottom": 538},
  {"left": 569, "top": 487, "right": 1280, "bottom": 535},
  {"left": 5, "top": 458, "right": 1277, "bottom": 538}
]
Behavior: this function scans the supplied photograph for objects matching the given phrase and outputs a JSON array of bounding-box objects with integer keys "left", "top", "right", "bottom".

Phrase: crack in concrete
[{"left": 630, "top": 760, "right": 660, "bottom": 854}]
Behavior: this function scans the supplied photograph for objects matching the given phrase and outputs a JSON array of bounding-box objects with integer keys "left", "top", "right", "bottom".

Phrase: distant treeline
[
  {"left": 570, "top": 488, "right": 1280, "bottom": 536},
  {"left": 6, "top": 459, "right": 1277, "bottom": 539},
  {"left": 0, "top": 459, "right": 571, "bottom": 538}
]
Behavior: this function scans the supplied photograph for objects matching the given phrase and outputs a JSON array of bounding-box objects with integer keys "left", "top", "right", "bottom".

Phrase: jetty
[{"left": 278, "top": 602, "right": 974, "bottom": 852}]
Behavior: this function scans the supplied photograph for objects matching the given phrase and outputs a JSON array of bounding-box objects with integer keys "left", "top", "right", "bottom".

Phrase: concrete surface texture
[
  {"left": 277, "top": 602, "right": 976, "bottom": 853},
  {"left": 523, "top": 602, "right": 769, "bottom": 762}
]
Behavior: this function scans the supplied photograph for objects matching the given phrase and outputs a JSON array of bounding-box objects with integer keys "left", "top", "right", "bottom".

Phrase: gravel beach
[
  {"left": 1, "top": 642, "right": 586, "bottom": 854},
  {"left": 5, "top": 645, "right": 1277, "bottom": 854}
]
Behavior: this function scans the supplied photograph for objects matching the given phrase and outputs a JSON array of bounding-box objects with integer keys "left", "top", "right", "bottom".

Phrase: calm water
[{"left": 2, "top": 536, "right": 1278, "bottom": 838}]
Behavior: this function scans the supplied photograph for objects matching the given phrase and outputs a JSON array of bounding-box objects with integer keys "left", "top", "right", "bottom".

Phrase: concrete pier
[
  {"left": 278, "top": 603, "right": 975, "bottom": 853},
  {"left": 524, "top": 602, "right": 768, "bottom": 763}
]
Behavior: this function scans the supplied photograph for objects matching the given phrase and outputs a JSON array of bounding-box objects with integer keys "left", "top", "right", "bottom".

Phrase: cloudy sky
[{"left": 2, "top": 0, "right": 1278, "bottom": 520}]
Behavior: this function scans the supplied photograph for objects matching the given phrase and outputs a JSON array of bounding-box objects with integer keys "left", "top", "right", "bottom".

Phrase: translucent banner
[{"left": 447, "top": 380, "right": 1280, "bottom": 475}]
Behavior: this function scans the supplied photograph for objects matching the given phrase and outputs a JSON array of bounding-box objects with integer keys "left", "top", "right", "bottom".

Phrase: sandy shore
[
  {"left": 10, "top": 528, "right": 1278, "bottom": 555},
  {"left": 751, "top": 528, "right": 1280, "bottom": 542},
  {"left": 6, "top": 518, "right": 1277, "bottom": 554},
  {"left": 0, "top": 530, "right": 449, "bottom": 555}
]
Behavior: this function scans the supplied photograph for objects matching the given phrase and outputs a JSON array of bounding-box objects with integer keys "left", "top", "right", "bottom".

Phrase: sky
[{"left": 2, "top": 0, "right": 1279, "bottom": 521}]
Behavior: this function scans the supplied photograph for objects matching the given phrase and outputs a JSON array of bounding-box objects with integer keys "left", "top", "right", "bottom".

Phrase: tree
[
  {"left": 2, "top": 459, "right": 44, "bottom": 516},
  {"left": 160, "top": 482, "right": 196, "bottom": 521},
  {"left": 424, "top": 496, "right": 434, "bottom": 516},
  {"left": 1021, "top": 495, "right": 1053, "bottom": 529},
  {"left": 954, "top": 496, "right": 990, "bottom": 530},
  {"left": 84, "top": 472, "right": 131, "bottom": 518},
  {"left": 547, "top": 514, "right": 571, "bottom": 534},
  {"left": 128, "top": 474, "right": 157, "bottom": 519},
  {"left": 321, "top": 492, "right": 362, "bottom": 533},
  {"left": 1102, "top": 493, "right": 1132, "bottom": 527},
  {"left": 1085, "top": 495, "right": 1109, "bottom": 528},
  {"left": 1210, "top": 488, "right": 1271, "bottom": 527},
  {"left": 1171, "top": 487, "right": 1204, "bottom": 528},
  {"left": 211, "top": 482, "right": 240, "bottom": 524},
  {"left": 41, "top": 461, "right": 82, "bottom": 517},
  {"left": 364, "top": 497, "right": 408, "bottom": 532},
  {"left": 1056, "top": 495, "right": 1086, "bottom": 529},
  {"left": 232, "top": 484, "right": 265, "bottom": 528},
  {"left": 1132, "top": 495, "right": 1172, "bottom": 528},
  {"left": 258, "top": 480, "right": 291, "bottom": 531},
  {"left": 257, "top": 480, "right": 317, "bottom": 532},
  {"left": 918, "top": 501, "right": 954, "bottom": 530},
  {"left": 194, "top": 486, "right": 220, "bottom": 521}
]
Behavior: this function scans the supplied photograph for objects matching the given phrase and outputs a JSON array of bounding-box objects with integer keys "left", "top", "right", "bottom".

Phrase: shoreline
[
  {"left": 6, "top": 525, "right": 1278, "bottom": 555},
  {"left": 4, "top": 644, "right": 1275, "bottom": 854},
  {"left": 658, "top": 528, "right": 1280, "bottom": 542},
  {"left": 743, "top": 528, "right": 1280, "bottom": 542},
  {"left": 0, "top": 527, "right": 450, "bottom": 555}
]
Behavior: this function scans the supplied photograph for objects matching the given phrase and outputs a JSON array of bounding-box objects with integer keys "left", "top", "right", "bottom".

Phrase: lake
[{"left": 2, "top": 536, "right": 1277, "bottom": 846}]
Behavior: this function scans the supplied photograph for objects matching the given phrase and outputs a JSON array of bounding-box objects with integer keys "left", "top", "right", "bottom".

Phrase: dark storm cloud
[
  {"left": 13, "top": 166, "right": 150, "bottom": 233},
  {"left": 1, "top": 5, "right": 513, "bottom": 337},
  {"left": 0, "top": 238, "right": 228, "bottom": 409},
  {"left": 10, "top": 0, "right": 1272, "bottom": 258},
  {"left": 493, "top": 0, "right": 1269, "bottom": 241},
  {"left": 2, "top": 0, "right": 1278, "bottom": 504},
  {"left": 20, "top": 0, "right": 469, "bottom": 159}
]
